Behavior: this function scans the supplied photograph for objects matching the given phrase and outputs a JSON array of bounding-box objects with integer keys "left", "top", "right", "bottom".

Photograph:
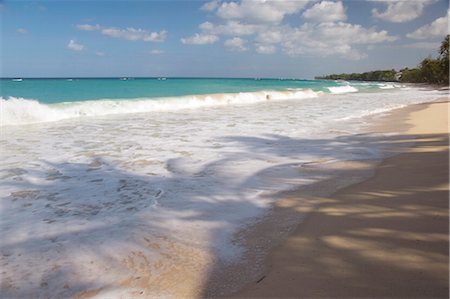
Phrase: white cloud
[
  {"left": 281, "top": 22, "right": 396, "bottom": 59},
  {"left": 256, "top": 29, "right": 283, "bottom": 44},
  {"left": 77, "top": 24, "right": 167, "bottom": 42},
  {"left": 182, "top": 1, "right": 398, "bottom": 60},
  {"left": 224, "top": 37, "right": 248, "bottom": 51},
  {"left": 303, "top": 1, "right": 347, "bottom": 23},
  {"left": 216, "top": 0, "right": 310, "bottom": 24},
  {"left": 101, "top": 27, "right": 166, "bottom": 42},
  {"left": 201, "top": 0, "right": 220, "bottom": 12},
  {"left": 312, "top": 22, "right": 397, "bottom": 44},
  {"left": 371, "top": 0, "right": 436, "bottom": 23},
  {"left": 199, "top": 20, "right": 261, "bottom": 36},
  {"left": 255, "top": 44, "right": 277, "bottom": 54},
  {"left": 17, "top": 28, "right": 28, "bottom": 34},
  {"left": 95, "top": 51, "right": 105, "bottom": 56},
  {"left": 406, "top": 11, "right": 449, "bottom": 39},
  {"left": 67, "top": 39, "right": 85, "bottom": 51},
  {"left": 181, "top": 33, "right": 219, "bottom": 45},
  {"left": 77, "top": 24, "right": 101, "bottom": 31},
  {"left": 150, "top": 49, "right": 165, "bottom": 54}
]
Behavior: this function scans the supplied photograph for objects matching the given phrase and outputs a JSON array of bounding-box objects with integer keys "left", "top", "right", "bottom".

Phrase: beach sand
[{"left": 230, "top": 99, "right": 449, "bottom": 298}]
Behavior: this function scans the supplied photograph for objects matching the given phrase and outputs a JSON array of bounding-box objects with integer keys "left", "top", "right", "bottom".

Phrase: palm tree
[
  {"left": 439, "top": 35, "right": 449, "bottom": 85},
  {"left": 439, "top": 35, "right": 449, "bottom": 60}
]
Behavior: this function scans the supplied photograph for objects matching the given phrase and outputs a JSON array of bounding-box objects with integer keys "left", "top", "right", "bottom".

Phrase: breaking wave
[
  {"left": 327, "top": 85, "right": 359, "bottom": 94},
  {"left": 1, "top": 89, "right": 321, "bottom": 126}
]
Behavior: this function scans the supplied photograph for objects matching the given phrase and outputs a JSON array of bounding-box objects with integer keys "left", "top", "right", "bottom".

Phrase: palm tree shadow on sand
[
  {"left": 1, "top": 131, "right": 448, "bottom": 298},
  {"left": 201, "top": 132, "right": 449, "bottom": 298}
]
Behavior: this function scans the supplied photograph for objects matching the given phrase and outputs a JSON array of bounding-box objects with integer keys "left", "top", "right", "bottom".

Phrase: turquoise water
[
  {"left": 1, "top": 78, "right": 375, "bottom": 103},
  {"left": 1, "top": 77, "right": 398, "bottom": 126}
]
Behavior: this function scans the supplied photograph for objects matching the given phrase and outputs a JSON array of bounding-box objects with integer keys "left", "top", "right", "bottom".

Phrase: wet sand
[{"left": 232, "top": 100, "right": 449, "bottom": 298}]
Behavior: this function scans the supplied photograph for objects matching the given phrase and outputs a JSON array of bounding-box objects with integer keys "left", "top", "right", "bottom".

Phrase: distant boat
[
  {"left": 66, "top": 79, "right": 73, "bottom": 81},
  {"left": 12, "top": 78, "right": 23, "bottom": 81},
  {"left": 157, "top": 77, "right": 167, "bottom": 81},
  {"left": 120, "top": 77, "right": 128, "bottom": 81}
]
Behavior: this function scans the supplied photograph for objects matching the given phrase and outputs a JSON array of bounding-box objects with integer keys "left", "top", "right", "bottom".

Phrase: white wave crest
[
  {"left": 377, "top": 83, "right": 397, "bottom": 89},
  {"left": 337, "top": 104, "right": 407, "bottom": 121},
  {"left": 327, "top": 85, "right": 359, "bottom": 94},
  {"left": 1, "top": 89, "right": 321, "bottom": 126}
]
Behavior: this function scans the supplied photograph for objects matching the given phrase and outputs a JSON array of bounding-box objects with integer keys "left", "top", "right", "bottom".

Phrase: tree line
[{"left": 316, "top": 35, "right": 449, "bottom": 86}]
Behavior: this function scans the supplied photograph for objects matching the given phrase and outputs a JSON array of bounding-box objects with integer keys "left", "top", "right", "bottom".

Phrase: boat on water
[{"left": 12, "top": 78, "right": 23, "bottom": 81}]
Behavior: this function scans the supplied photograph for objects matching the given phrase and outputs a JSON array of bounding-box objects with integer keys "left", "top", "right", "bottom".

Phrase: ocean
[
  {"left": 1, "top": 77, "right": 411, "bottom": 125},
  {"left": 0, "top": 78, "right": 445, "bottom": 297}
]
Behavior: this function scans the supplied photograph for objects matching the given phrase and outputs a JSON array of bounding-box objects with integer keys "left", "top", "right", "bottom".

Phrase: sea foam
[
  {"left": 1, "top": 89, "right": 321, "bottom": 126},
  {"left": 327, "top": 85, "right": 359, "bottom": 94},
  {"left": 0, "top": 85, "right": 445, "bottom": 298}
]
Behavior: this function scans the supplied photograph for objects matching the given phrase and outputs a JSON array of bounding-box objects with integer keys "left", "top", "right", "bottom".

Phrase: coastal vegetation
[{"left": 316, "top": 35, "right": 449, "bottom": 86}]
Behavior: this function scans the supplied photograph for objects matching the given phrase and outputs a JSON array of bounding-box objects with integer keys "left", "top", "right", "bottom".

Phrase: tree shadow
[
  {"left": 1, "top": 131, "right": 448, "bottom": 298},
  {"left": 211, "top": 132, "right": 449, "bottom": 298}
]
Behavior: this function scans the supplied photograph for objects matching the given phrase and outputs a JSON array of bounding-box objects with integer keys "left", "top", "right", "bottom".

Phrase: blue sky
[{"left": 1, "top": 0, "right": 448, "bottom": 78}]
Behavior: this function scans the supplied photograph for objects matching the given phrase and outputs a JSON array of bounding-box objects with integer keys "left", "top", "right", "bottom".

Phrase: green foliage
[
  {"left": 399, "top": 68, "right": 422, "bottom": 83},
  {"left": 438, "top": 35, "right": 449, "bottom": 85},
  {"left": 316, "top": 69, "right": 396, "bottom": 82},
  {"left": 417, "top": 57, "right": 443, "bottom": 84},
  {"left": 316, "top": 35, "right": 449, "bottom": 86},
  {"left": 439, "top": 35, "right": 449, "bottom": 59}
]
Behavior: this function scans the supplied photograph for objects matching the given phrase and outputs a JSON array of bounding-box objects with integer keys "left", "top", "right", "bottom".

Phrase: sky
[{"left": 1, "top": 0, "right": 449, "bottom": 78}]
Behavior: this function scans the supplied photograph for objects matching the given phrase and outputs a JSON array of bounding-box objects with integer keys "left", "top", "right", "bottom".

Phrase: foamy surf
[
  {"left": 327, "top": 85, "right": 359, "bottom": 94},
  {"left": 0, "top": 84, "right": 445, "bottom": 298},
  {"left": 1, "top": 89, "right": 321, "bottom": 126}
]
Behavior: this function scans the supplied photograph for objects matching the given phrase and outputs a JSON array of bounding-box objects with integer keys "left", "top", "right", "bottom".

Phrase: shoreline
[
  {"left": 226, "top": 98, "right": 449, "bottom": 298},
  {"left": 2, "top": 93, "right": 447, "bottom": 298}
]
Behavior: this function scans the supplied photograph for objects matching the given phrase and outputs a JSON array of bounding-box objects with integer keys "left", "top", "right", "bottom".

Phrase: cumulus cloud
[
  {"left": 77, "top": 24, "right": 167, "bottom": 42},
  {"left": 313, "top": 22, "right": 397, "bottom": 44},
  {"left": 303, "top": 1, "right": 347, "bottom": 23},
  {"left": 371, "top": 0, "right": 436, "bottom": 23},
  {"left": 216, "top": 0, "right": 310, "bottom": 24},
  {"left": 280, "top": 21, "right": 397, "bottom": 59},
  {"left": 224, "top": 37, "right": 248, "bottom": 51},
  {"left": 181, "top": 33, "right": 219, "bottom": 45},
  {"left": 17, "top": 28, "right": 28, "bottom": 34},
  {"left": 102, "top": 27, "right": 166, "bottom": 42},
  {"left": 182, "top": 0, "right": 398, "bottom": 60},
  {"left": 201, "top": 0, "right": 220, "bottom": 12},
  {"left": 199, "top": 20, "right": 261, "bottom": 36},
  {"left": 95, "top": 51, "right": 105, "bottom": 56},
  {"left": 406, "top": 11, "right": 449, "bottom": 39},
  {"left": 76, "top": 24, "right": 101, "bottom": 31},
  {"left": 255, "top": 29, "right": 283, "bottom": 44},
  {"left": 67, "top": 39, "right": 85, "bottom": 51},
  {"left": 255, "top": 44, "right": 277, "bottom": 54}
]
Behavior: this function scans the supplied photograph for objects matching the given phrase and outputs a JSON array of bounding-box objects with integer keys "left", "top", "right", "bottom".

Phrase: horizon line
[{"left": 0, "top": 76, "right": 315, "bottom": 80}]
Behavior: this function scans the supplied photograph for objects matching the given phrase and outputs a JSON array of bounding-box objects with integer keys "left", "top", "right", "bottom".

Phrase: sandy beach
[
  {"left": 2, "top": 1, "right": 449, "bottom": 297},
  {"left": 232, "top": 99, "right": 449, "bottom": 298},
  {"left": 3, "top": 86, "right": 447, "bottom": 299}
]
